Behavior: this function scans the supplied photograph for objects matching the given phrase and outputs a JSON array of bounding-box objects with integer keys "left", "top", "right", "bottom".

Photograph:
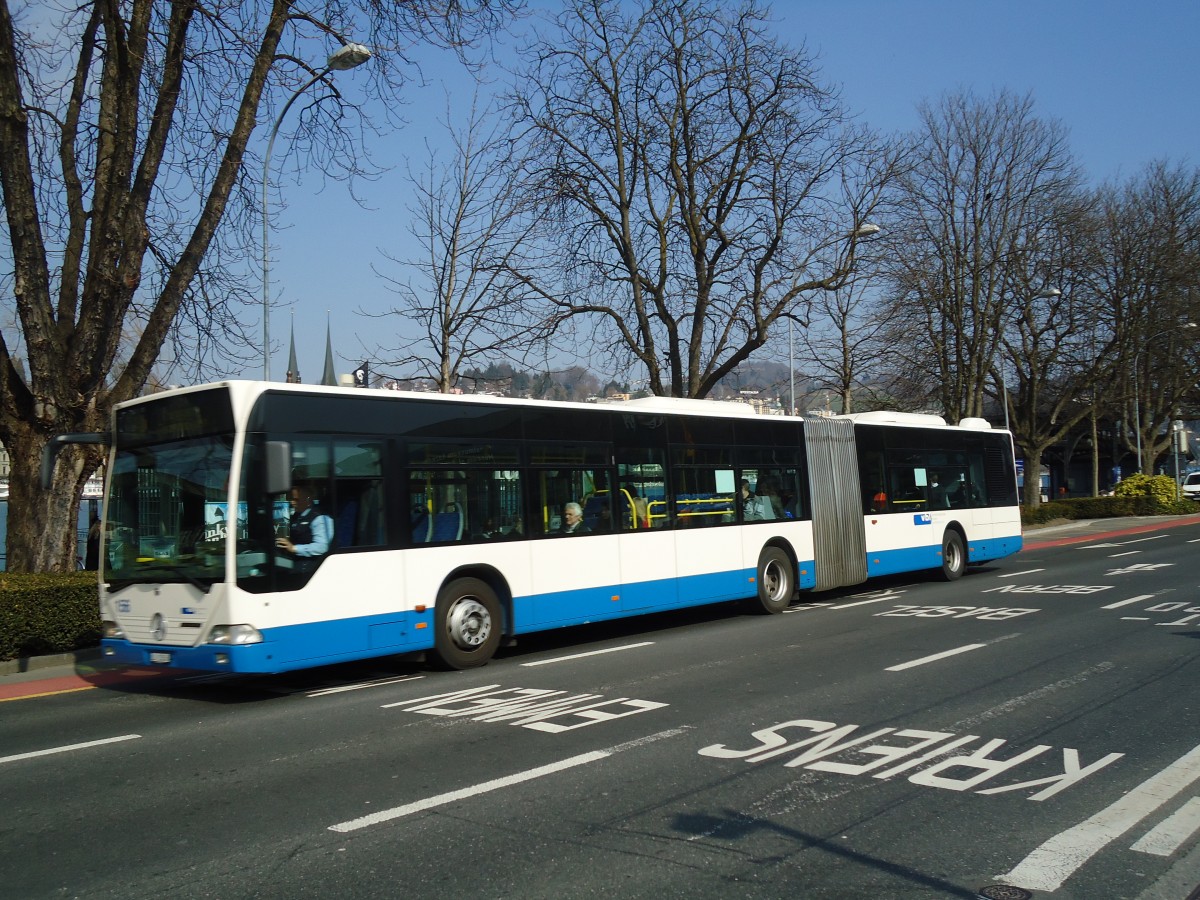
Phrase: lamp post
[
  {"left": 1000, "top": 287, "right": 1061, "bottom": 433},
  {"left": 1133, "top": 321, "right": 1197, "bottom": 473},
  {"left": 262, "top": 43, "right": 371, "bottom": 380},
  {"left": 789, "top": 317, "right": 795, "bottom": 415},
  {"left": 787, "top": 222, "right": 880, "bottom": 415}
]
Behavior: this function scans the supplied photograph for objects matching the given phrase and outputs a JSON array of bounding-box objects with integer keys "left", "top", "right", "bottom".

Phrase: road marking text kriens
[
  {"left": 699, "top": 719, "right": 1122, "bottom": 800},
  {"left": 384, "top": 685, "right": 668, "bottom": 733}
]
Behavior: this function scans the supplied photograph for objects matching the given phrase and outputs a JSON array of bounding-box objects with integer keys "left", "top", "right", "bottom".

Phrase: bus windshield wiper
[{"left": 123, "top": 562, "right": 213, "bottom": 592}]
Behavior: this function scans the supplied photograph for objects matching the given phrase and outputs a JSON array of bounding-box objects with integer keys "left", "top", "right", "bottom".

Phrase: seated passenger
[
  {"left": 559, "top": 501, "right": 590, "bottom": 534},
  {"left": 741, "top": 480, "right": 761, "bottom": 521}
]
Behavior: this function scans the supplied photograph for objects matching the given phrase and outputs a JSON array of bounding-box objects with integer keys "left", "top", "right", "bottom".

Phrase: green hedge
[
  {"left": 1021, "top": 480, "right": 1200, "bottom": 526},
  {"left": 0, "top": 573, "right": 101, "bottom": 662}
]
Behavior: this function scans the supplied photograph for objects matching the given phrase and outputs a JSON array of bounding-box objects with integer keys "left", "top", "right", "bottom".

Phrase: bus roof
[{"left": 119, "top": 380, "right": 999, "bottom": 431}]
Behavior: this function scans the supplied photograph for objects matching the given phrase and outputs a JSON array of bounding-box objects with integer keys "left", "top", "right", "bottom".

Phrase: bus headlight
[
  {"left": 207, "top": 624, "right": 264, "bottom": 645},
  {"left": 102, "top": 620, "right": 125, "bottom": 639}
]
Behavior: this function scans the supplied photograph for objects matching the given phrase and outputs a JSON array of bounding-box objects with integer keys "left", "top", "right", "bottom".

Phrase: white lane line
[
  {"left": 0, "top": 734, "right": 141, "bottom": 765},
  {"left": 1102, "top": 594, "right": 1156, "bottom": 610},
  {"left": 783, "top": 602, "right": 834, "bottom": 614},
  {"left": 998, "top": 568, "right": 1044, "bottom": 578},
  {"left": 1121, "top": 617, "right": 1151, "bottom": 621},
  {"left": 1131, "top": 797, "right": 1200, "bottom": 856},
  {"left": 998, "top": 742, "right": 1200, "bottom": 892},
  {"left": 885, "top": 644, "right": 987, "bottom": 672},
  {"left": 830, "top": 596, "right": 893, "bottom": 609},
  {"left": 308, "top": 675, "right": 426, "bottom": 697},
  {"left": 1108, "top": 551, "right": 1141, "bottom": 558},
  {"left": 328, "top": 727, "right": 688, "bottom": 833},
  {"left": 330, "top": 751, "right": 610, "bottom": 832},
  {"left": 521, "top": 642, "right": 654, "bottom": 667}
]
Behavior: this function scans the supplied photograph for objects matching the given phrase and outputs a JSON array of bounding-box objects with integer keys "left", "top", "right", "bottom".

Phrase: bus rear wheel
[
  {"left": 753, "top": 546, "right": 794, "bottom": 614},
  {"left": 939, "top": 530, "right": 966, "bottom": 581},
  {"left": 433, "top": 578, "right": 501, "bottom": 669}
]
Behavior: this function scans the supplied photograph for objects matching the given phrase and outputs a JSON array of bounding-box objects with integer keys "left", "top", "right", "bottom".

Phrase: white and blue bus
[{"left": 45, "top": 381, "right": 1021, "bottom": 673}]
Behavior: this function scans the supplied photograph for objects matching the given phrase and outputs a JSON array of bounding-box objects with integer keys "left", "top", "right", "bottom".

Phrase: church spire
[
  {"left": 321, "top": 311, "right": 337, "bottom": 386},
  {"left": 285, "top": 314, "right": 301, "bottom": 383}
]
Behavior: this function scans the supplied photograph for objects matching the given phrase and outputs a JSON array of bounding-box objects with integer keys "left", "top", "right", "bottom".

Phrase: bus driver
[{"left": 276, "top": 484, "right": 334, "bottom": 569}]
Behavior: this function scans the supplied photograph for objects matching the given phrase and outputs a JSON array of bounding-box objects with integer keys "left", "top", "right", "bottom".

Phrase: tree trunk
[
  {"left": 1021, "top": 444, "right": 1047, "bottom": 507},
  {"left": 6, "top": 431, "right": 99, "bottom": 572}
]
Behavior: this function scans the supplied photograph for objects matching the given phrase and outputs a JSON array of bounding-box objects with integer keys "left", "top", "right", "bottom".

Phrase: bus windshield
[{"left": 106, "top": 389, "right": 237, "bottom": 588}]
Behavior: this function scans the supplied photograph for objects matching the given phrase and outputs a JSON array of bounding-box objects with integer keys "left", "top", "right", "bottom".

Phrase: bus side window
[
  {"left": 332, "top": 440, "right": 386, "bottom": 549},
  {"left": 463, "top": 469, "right": 523, "bottom": 542},
  {"left": 890, "top": 467, "right": 927, "bottom": 511},
  {"left": 534, "top": 467, "right": 608, "bottom": 536},
  {"left": 670, "top": 441, "right": 735, "bottom": 528},
  {"left": 617, "top": 453, "right": 666, "bottom": 530}
]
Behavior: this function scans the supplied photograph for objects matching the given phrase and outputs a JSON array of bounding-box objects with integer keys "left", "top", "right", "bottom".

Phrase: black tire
[
  {"left": 433, "top": 577, "right": 502, "bottom": 669},
  {"left": 939, "top": 530, "right": 966, "bottom": 581},
  {"left": 753, "top": 546, "right": 795, "bottom": 614}
]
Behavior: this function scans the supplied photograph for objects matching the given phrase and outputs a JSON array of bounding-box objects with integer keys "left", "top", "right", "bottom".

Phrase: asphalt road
[{"left": 3, "top": 517, "right": 1200, "bottom": 899}]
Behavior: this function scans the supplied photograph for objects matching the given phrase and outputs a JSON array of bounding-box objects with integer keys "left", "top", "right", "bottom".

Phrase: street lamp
[
  {"left": 1000, "top": 287, "right": 1061, "bottom": 432},
  {"left": 1133, "top": 321, "right": 1197, "bottom": 473},
  {"left": 787, "top": 222, "right": 881, "bottom": 415},
  {"left": 262, "top": 43, "right": 371, "bottom": 380}
]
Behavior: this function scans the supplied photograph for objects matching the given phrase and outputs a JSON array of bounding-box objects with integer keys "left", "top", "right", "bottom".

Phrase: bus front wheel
[
  {"left": 753, "top": 546, "right": 794, "bottom": 614},
  {"left": 433, "top": 578, "right": 501, "bottom": 669},
  {"left": 939, "top": 530, "right": 966, "bottom": 581}
]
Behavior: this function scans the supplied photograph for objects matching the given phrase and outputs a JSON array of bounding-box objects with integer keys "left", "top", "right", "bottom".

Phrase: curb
[{"left": 0, "top": 647, "right": 103, "bottom": 678}]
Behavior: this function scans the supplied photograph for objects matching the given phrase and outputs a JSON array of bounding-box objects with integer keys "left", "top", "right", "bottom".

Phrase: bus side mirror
[
  {"left": 41, "top": 432, "right": 110, "bottom": 489},
  {"left": 265, "top": 441, "right": 292, "bottom": 496}
]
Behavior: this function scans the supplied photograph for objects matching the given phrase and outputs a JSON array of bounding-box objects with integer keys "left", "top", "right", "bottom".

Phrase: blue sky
[{"left": 261, "top": 0, "right": 1199, "bottom": 384}]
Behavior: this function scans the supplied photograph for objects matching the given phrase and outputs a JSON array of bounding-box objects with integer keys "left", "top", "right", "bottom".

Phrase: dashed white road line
[
  {"left": 1102, "top": 594, "right": 1157, "bottom": 610},
  {"left": 328, "top": 727, "right": 687, "bottom": 833},
  {"left": 521, "top": 641, "right": 655, "bottom": 667},
  {"left": 308, "top": 675, "right": 426, "bottom": 697},
  {"left": 330, "top": 750, "right": 610, "bottom": 832},
  {"left": 1, "top": 734, "right": 141, "bottom": 765},
  {"left": 885, "top": 643, "right": 987, "bottom": 672}
]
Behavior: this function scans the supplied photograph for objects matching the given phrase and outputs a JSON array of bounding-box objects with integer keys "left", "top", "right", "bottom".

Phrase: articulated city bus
[{"left": 45, "top": 381, "right": 1021, "bottom": 673}]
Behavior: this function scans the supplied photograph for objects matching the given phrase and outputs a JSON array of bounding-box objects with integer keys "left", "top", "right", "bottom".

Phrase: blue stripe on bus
[
  {"left": 99, "top": 537, "right": 1018, "bottom": 674},
  {"left": 100, "top": 608, "right": 435, "bottom": 674},
  {"left": 865, "top": 533, "right": 1023, "bottom": 577}
]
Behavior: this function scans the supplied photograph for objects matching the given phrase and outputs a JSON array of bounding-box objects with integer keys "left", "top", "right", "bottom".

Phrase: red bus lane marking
[{"left": 0, "top": 666, "right": 176, "bottom": 702}]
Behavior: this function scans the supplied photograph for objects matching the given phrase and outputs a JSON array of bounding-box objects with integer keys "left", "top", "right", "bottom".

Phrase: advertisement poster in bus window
[{"left": 204, "top": 502, "right": 252, "bottom": 540}]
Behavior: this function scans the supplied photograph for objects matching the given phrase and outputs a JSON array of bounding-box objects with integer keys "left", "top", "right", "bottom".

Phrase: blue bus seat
[{"left": 432, "top": 510, "right": 463, "bottom": 542}]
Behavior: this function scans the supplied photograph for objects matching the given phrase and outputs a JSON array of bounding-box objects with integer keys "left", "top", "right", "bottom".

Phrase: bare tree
[
  {"left": 1088, "top": 162, "right": 1200, "bottom": 474},
  {"left": 883, "top": 89, "right": 1080, "bottom": 424},
  {"left": 796, "top": 271, "right": 898, "bottom": 414},
  {"left": 366, "top": 93, "right": 549, "bottom": 392},
  {"left": 994, "top": 203, "right": 1116, "bottom": 506},
  {"left": 506, "top": 0, "right": 897, "bottom": 398},
  {"left": 0, "top": 0, "right": 518, "bottom": 571}
]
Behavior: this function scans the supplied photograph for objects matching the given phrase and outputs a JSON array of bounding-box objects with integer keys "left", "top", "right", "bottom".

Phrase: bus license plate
[{"left": 150, "top": 652, "right": 172, "bottom": 664}]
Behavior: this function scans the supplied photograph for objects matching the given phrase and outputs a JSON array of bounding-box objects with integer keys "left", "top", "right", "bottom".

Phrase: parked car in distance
[{"left": 1182, "top": 471, "right": 1200, "bottom": 500}]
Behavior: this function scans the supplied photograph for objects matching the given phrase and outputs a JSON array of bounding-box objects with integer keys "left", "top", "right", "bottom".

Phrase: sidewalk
[
  {"left": 5, "top": 513, "right": 1200, "bottom": 695},
  {"left": 0, "top": 646, "right": 104, "bottom": 680},
  {"left": 1022, "top": 512, "right": 1200, "bottom": 549}
]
